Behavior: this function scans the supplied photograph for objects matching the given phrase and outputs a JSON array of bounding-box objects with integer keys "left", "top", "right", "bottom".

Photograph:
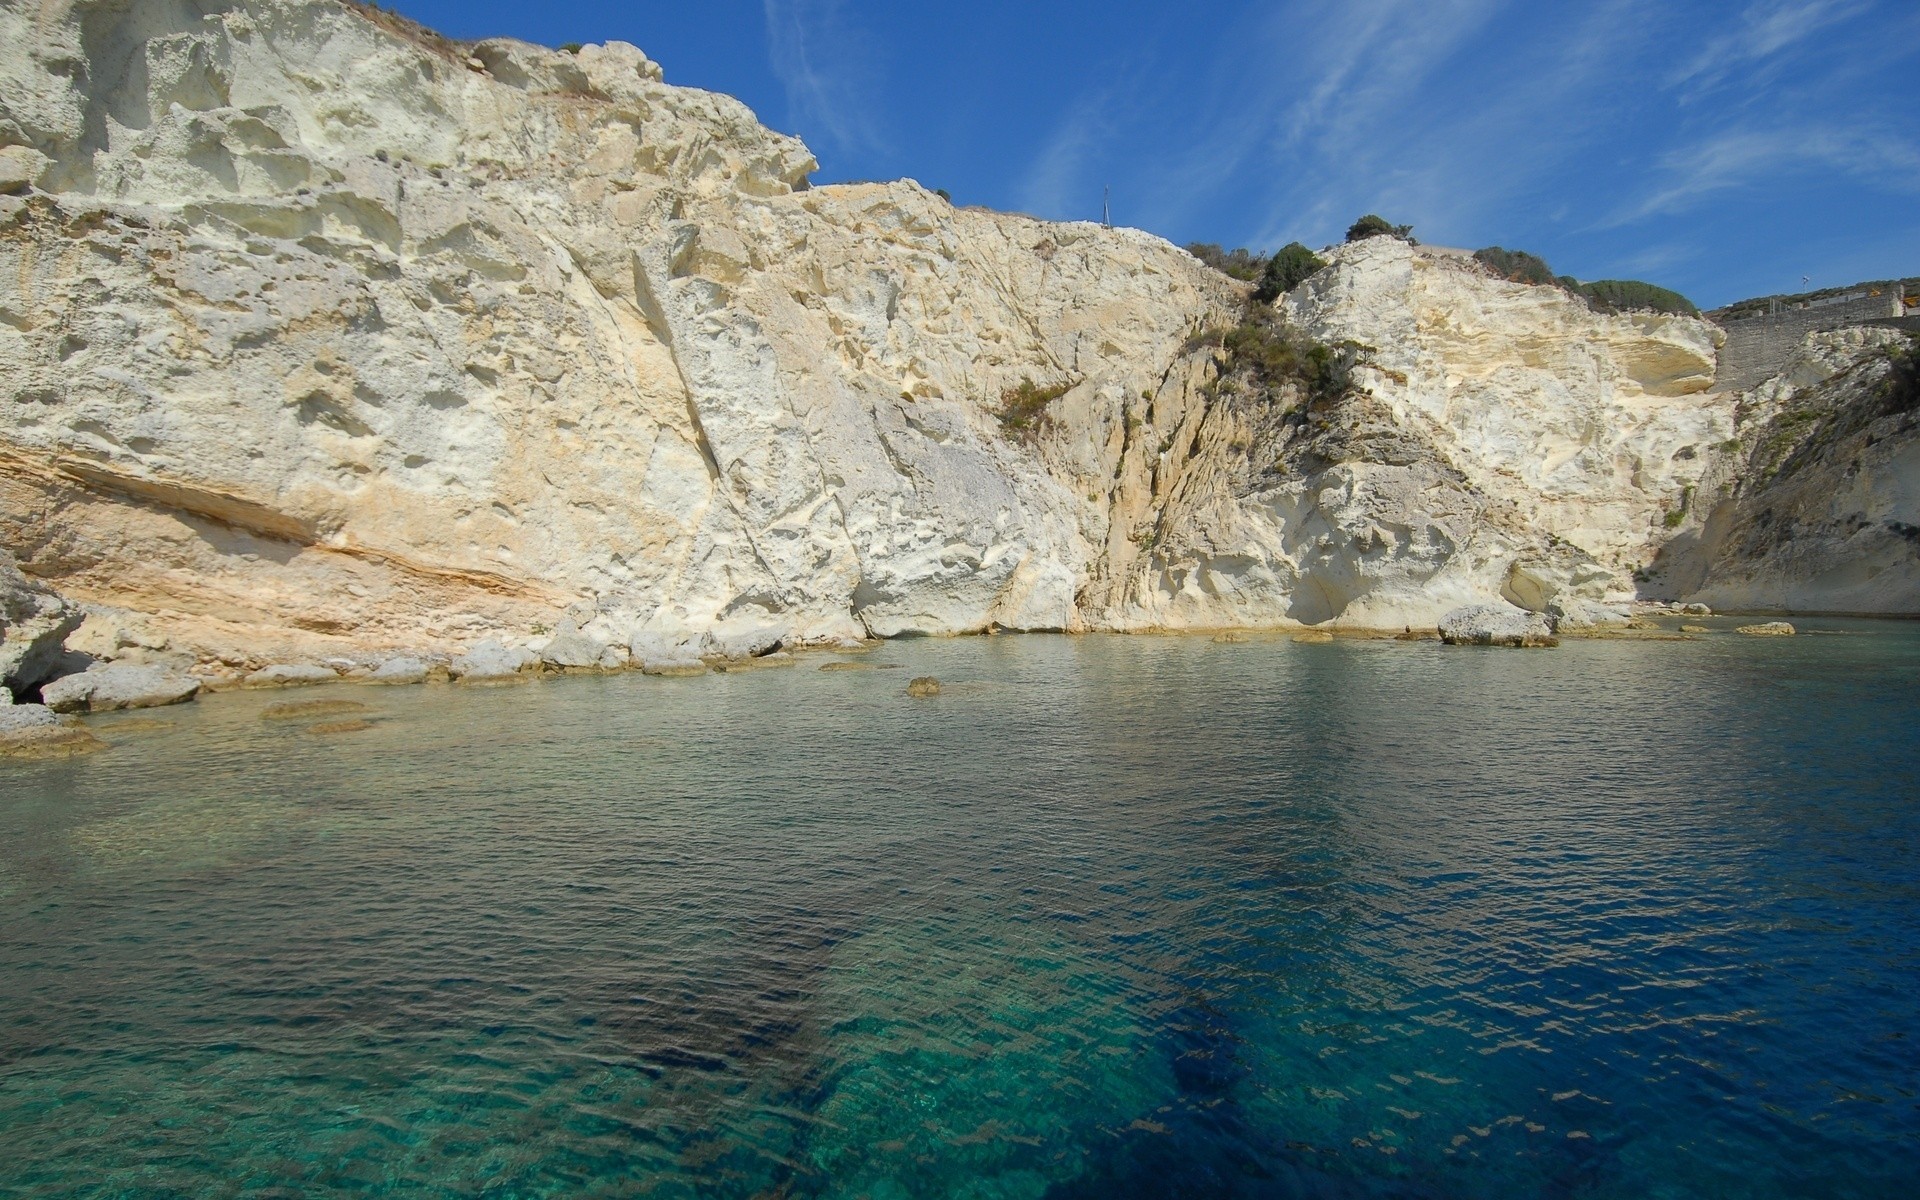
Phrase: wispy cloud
[
  {"left": 761, "top": 0, "right": 888, "bottom": 156},
  {"left": 1607, "top": 122, "right": 1920, "bottom": 225},
  {"left": 1667, "top": 0, "right": 1871, "bottom": 98},
  {"left": 1015, "top": 92, "right": 1116, "bottom": 221}
]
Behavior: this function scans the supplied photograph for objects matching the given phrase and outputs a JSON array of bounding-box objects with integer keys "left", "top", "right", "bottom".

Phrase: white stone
[
  {"left": 367, "top": 656, "right": 429, "bottom": 684},
  {"left": 1439, "top": 603, "right": 1556, "bottom": 647},
  {"left": 41, "top": 663, "right": 201, "bottom": 712},
  {"left": 450, "top": 639, "right": 534, "bottom": 681},
  {"left": 0, "top": 703, "right": 56, "bottom": 733}
]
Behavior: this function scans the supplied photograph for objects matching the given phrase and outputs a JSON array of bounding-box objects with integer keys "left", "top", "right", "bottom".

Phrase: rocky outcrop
[
  {"left": 0, "top": 548, "right": 82, "bottom": 696},
  {"left": 449, "top": 639, "right": 533, "bottom": 682},
  {"left": 1439, "top": 603, "right": 1557, "bottom": 647},
  {"left": 1655, "top": 330, "right": 1920, "bottom": 613},
  {"left": 0, "top": 702, "right": 105, "bottom": 757},
  {"left": 0, "top": 0, "right": 1905, "bottom": 654},
  {"left": 366, "top": 656, "right": 428, "bottom": 684},
  {"left": 40, "top": 663, "right": 200, "bottom": 713}
]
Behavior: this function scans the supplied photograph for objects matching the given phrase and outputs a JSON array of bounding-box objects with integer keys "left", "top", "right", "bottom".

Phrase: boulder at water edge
[
  {"left": 367, "top": 657, "right": 429, "bottom": 685},
  {"left": 41, "top": 664, "right": 201, "bottom": 714},
  {"left": 1439, "top": 603, "right": 1558, "bottom": 648},
  {"left": 0, "top": 703, "right": 103, "bottom": 758},
  {"left": 450, "top": 640, "right": 535, "bottom": 683}
]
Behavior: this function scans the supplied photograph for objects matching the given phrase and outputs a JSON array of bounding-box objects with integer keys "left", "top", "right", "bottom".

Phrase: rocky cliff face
[
  {"left": 1655, "top": 328, "right": 1920, "bottom": 614},
  {"left": 0, "top": 0, "right": 1906, "bottom": 669}
]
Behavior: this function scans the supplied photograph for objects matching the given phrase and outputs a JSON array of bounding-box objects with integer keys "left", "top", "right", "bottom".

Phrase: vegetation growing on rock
[
  {"left": 1184, "top": 244, "right": 1267, "bottom": 282},
  {"left": 1346, "top": 214, "right": 1414, "bottom": 243},
  {"left": 996, "top": 378, "right": 1074, "bottom": 441},
  {"left": 1473, "top": 246, "right": 1557, "bottom": 286},
  {"left": 1254, "top": 242, "right": 1328, "bottom": 303},
  {"left": 1573, "top": 279, "right": 1699, "bottom": 317}
]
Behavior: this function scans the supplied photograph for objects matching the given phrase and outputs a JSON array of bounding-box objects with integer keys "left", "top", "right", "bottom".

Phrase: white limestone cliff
[{"left": 0, "top": 0, "right": 1894, "bottom": 672}]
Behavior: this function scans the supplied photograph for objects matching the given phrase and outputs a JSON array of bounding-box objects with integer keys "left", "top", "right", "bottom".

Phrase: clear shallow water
[{"left": 2, "top": 621, "right": 1918, "bottom": 1199}]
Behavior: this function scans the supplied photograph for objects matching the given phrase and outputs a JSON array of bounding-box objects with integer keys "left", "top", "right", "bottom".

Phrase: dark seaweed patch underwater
[{"left": 2, "top": 620, "right": 1917, "bottom": 1198}]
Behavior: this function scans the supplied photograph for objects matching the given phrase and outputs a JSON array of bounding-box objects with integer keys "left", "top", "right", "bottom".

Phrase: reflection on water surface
[{"left": 3, "top": 623, "right": 1918, "bottom": 1197}]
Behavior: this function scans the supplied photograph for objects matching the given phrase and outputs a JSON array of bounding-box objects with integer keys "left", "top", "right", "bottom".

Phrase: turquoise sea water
[{"left": 2, "top": 619, "right": 1918, "bottom": 1198}]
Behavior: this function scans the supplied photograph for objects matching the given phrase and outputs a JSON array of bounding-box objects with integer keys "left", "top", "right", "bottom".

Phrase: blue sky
[{"left": 384, "top": 0, "right": 1919, "bottom": 309}]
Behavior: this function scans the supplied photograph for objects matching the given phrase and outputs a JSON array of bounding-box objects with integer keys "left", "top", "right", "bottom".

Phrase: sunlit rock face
[
  {"left": 3, "top": 0, "right": 1876, "bottom": 666},
  {"left": 1073, "top": 239, "right": 1732, "bottom": 630}
]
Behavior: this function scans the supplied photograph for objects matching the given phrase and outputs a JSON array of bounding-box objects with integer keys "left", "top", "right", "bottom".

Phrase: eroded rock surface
[
  {"left": 0, "top": 549, "right": 82, "bottom": 696},
  {"left": 41, "top": 663, "right": 201, "bottom": 713},
  {"left": 0, "top": 0, "right": 1907, "bottom": 654}
]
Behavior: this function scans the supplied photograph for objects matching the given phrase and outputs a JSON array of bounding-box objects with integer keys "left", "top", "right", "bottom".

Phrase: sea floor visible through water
[{"left": 2, "top": 618, "right": 1918, "bottom": 1198}]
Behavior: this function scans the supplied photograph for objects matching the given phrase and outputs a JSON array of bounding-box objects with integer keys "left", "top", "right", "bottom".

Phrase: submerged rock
[
  {"left": 41, "top": 664, "right": 201, "bottom": 713},
  {"left": 0, "top": 704, "right": 104, "bottom": 758},
  {"left": 307, "top": 719, "right": 376, "bottom": 735},
  {"left": 1211, "top": 632, "right": 1249, "bottom": 644},
  {"left": 1439, "top": 603, "right": 1558, "bottom": 648},
  {"left": 1736, "top": 621, "right": 1796, "bottom": 637},
  {"left": 261, "top": 699, "right": 372, "bottom": 721},
  {"left": 245, "top": 664, "right": 340, "bottom": 689},
  {"left": 1680, "top": 624, "right": 1712, "bottom": 634},
  {"left": 1291, "top": 630, "right": 1335, "bottom": 644},
  {"left": 906, "top": 676, "right": 942, "bottom": 697}
]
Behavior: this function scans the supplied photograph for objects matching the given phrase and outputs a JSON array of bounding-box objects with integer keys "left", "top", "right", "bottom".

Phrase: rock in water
[
  {"left": 367, "top": 657, "right": 429, "bottom": 685},
  {"left": 0, "top": 550, "right": 81, "bottom": 697},
  {"left": 245, "top": 664, "right": 340, "bottom": 689},
  {"left": 1439, "top": 603, "right": 1558, "bottom": 648},
  {"left": 261, "top": 699, "right": 371, "bottom": 721},
  {"left": 0, "top": 704, "right": 104, "bottom": 758},
  {"left": 1736, "top": 621, "right": 1796, "bottom": 637},
  {"left": 41, "top": 664, "right": 201, "bottom": 713},
  {"left": 1291, "top": 630, "right": 1335, "bottom": 644},
  {"left": 307, "top": 719, "right": 375, "bottom": 735},
  {"left": 0, "top": 704, "right": 56, "bottom": 735},
  {"left": 538, "top": 622, "right": 608, "bottom": 670},
  {"left": 450, "top": 641, "right": 534, "bottom": 683},
  {"left": 906, "top": 677, "right": 942, "bottom": 698}
]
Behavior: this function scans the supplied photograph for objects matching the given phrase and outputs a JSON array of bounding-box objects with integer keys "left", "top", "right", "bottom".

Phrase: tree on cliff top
[
  {"left": 1346, "top": 214, "right": 1414, "bottom": 243},
  {"left": 1254, "top": 242, "right": 1328, "bottom": 303}
]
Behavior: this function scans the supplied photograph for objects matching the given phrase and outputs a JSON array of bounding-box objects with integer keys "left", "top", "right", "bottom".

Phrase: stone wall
[{"left": 1713, "top": 286, "right": 1908, "bottom": 392}]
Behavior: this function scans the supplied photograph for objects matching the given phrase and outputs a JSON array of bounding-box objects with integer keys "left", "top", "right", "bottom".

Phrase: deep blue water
[{"left": 2, "top": 619, "right": 1918, "bottom": 1198}]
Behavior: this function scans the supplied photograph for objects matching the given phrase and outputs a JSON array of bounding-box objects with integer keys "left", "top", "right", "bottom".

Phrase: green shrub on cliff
[
  {"left": 1254, "top": 242, "right": 1328, "bottom": 303},
  {"left": 1185, "top": 243, "right": 1268, "bottom": 282},
  {"left": 1195, "top": 311, "right": 1366, "bottom": 407},
  {"left": 1473, "top": 246, "right": 1557, "bottom": 286},
  {"left": 1346, "top": 214, "right": 1413, "bottom": 243},
  {"left": 1571, "top": 279, "right": 1699, "bottom": 316},
  {"left": 997, "top": 377, "right": 1073, "bottom": 441}
]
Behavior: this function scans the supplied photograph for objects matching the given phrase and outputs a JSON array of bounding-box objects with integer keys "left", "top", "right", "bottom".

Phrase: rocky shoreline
[{"left": 4, "top": 540, "right": 1817, "bottom": 761}]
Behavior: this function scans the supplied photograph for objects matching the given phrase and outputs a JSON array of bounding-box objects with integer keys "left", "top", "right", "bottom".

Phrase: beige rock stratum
[{"left": 0, "top": 0, "right": 1910, "bottom": 669}]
